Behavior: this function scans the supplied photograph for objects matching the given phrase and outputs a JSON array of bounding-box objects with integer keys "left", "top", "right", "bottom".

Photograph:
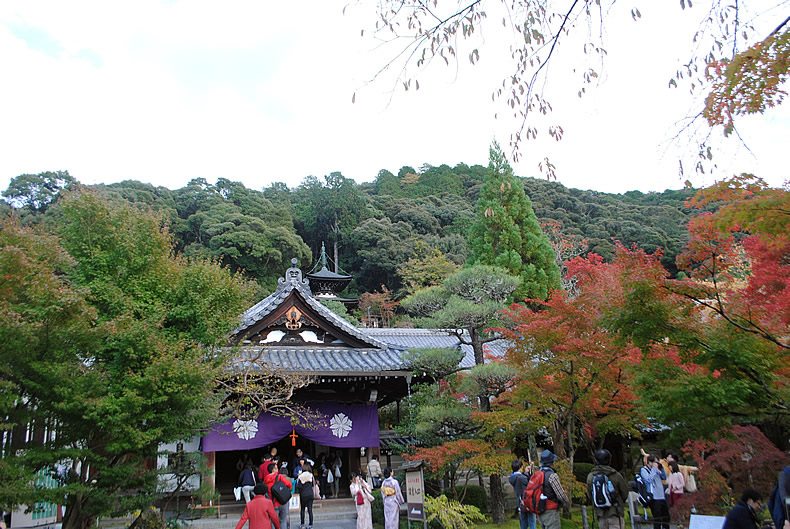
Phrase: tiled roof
[
  {"left": 230, "top": 265, "right": 511, "bottom": 375},
  {"left": 364, "top": 328, "right": 511, "bottom": 369},
  {"left": 232, "top": 346, "right": 409, "bottom": 374}
]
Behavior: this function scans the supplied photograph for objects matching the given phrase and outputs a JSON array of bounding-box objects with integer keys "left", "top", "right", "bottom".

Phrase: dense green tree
[
  {"left": 170, "top": 178, "right": 310, "bottom": 290},
  {"left": 468, "top": 142, "right": 560, "bottom": 300},
  {"left": 0, "top": 191, "right": 255, "bottom": 529},
  {"left": 349, "top": 217, "right": 416, "bottom": 292},
  {"left": 2, "top": 170, "right": 76, "bottom": 213},
  {"left": 373, "top": 169, "right": 401, "bottom": 196},
  {"left": 397, "top": 240, "right": 461, "bottom": 295},
  {"left": 524, "top": 177, "right": 695, "bottom": 276},
  {"left": 293, "top": 172, "right": 369, "bottom": 267},
  {"left": 99, "top": 180, "right": 182, "bottom": 235},
  {"left": 413, "top": 164, "right": 464, "bottom": 197},
  {"left": 402, "top": 264, "right": 519, "bottom": 369}
]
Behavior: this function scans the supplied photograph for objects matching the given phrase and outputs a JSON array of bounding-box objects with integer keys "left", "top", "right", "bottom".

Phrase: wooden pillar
[
  {"left": 203, "top": 452, "right": 216, "bottom": 495},
  {"left": 350, "top": 448, "right": 361, "bottom": 476}
]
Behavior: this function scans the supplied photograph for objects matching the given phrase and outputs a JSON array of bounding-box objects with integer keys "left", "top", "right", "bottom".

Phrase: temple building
[
  {"left": 198, "top": 259, "right": 414, "bottom": 494},
  {"left": 185, "top": 258, "right": 505, "bottom": 497}
]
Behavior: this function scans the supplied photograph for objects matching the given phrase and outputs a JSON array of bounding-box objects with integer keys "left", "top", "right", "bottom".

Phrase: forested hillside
[{"left": 2, "top": 166, "right": 698, "bottom": 297}]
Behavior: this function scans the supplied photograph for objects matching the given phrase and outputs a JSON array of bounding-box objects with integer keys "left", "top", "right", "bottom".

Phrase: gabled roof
[
  {"left": 233, "top": 260, "right": 391, "bottom": 351},
  {"left": 229, "top": 261, "right": 511, "bottom": 376},
  {"left": 364, "top": 328, "right": 510, "bottom": 369},
  {"left": 229, "top": 260, "right": 407, "bottom": 374}
]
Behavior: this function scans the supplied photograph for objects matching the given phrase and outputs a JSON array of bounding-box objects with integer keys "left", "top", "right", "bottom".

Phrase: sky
[{"left": 0, "top": 1, "right": 787, "bottom": 196}]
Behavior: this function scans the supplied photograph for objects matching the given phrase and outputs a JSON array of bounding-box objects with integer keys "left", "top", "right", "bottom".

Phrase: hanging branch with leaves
[{"left": 217, "top": 349, "right": 325, "bottom": 428}]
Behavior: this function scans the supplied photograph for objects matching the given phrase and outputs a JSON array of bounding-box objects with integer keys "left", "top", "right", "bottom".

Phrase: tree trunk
[
  {"left": 528, "top": 433, "right": 538, "bottom": 466},
  {"left": 489, "top": 473, "right": 506, "bottom": 524},
  {"left": 470, "top": 327, "right": 484, "bottom": 366},
  {"left": 470, "top": 327, "right": 491, "bottom": 410},
  {"left": 61, "top": 495, "right": 96, "bottom": 529},
  {"left": 568, "top": 413, "right": 575, "bottom": 470},
  {"left": 552, "top": 420, "right": 567, "bottom": 459}
]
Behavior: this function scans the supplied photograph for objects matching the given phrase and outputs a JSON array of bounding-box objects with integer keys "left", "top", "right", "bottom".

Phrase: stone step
[{"left": 99, "top": 498, "right": 359, "bottom": 529}]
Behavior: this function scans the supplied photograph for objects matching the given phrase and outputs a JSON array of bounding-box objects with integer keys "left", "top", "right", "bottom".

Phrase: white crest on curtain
[
  {"left": 329, "top": 413, "right": 353, "bottom": 438},
  {"left": 233, "top": 419, "right": 258, "bottom": 440}
]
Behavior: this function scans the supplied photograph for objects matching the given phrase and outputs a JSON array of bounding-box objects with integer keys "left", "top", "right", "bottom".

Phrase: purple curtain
[{"left": 201, "top": 402, "right": 380, "bottom": 452}]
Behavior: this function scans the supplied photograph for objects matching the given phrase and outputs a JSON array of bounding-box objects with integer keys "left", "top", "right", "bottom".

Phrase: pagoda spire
[{"left": 320, "top": 242, "right": 329, "bottom": 270}]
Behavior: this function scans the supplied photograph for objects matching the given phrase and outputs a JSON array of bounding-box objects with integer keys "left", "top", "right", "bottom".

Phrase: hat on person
[{"left": 540, "top": 450, "right": 557, "bottom": 466}]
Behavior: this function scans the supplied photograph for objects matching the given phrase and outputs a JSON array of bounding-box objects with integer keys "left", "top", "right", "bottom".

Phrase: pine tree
[{"left": 468, "top": 142, "right": 560, "bottom": 300}]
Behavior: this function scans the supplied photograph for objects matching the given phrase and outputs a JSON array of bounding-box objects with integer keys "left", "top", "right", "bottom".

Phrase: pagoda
[{"left": 306, "top": 243, "right": 355, "bottom": 303}]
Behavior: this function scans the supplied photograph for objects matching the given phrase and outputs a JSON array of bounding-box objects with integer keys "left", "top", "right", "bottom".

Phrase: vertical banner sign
[{"left": 406, "top": 467, "right": 426, "bottom": 523}]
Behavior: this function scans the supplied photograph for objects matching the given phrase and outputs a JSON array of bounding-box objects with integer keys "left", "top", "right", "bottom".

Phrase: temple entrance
[{"left": 212, "top": 440, "right": 361, "bottom": 498}]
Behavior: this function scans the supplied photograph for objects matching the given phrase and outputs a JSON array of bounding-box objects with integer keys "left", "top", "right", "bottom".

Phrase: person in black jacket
[
  {"left": 723, "top": 488, "right": 762, "bottom": 529},
  {"left": 238, "top": 462, "right": 257, "bottom": 504},
  {"left": 586, "top": 449, "right": 629, "bottom": 529},
  {"left": 769, "top": 465, "right": 790, "bottom": 529},
  {"left": 509, "top": 459, "right": 536, "bottom": 529}
]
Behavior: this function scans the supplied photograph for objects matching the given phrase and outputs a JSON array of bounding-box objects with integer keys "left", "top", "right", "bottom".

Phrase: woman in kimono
[
  {"left": 350, "top": 473, "right": 374, "bottom": 529},
  {"left": 381, "top": 467, "right": 404, "bottom": 529}
]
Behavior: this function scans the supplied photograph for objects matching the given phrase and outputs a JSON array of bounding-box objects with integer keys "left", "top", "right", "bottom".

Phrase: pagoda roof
[{"left": 307, "top": 266, "right": 351, "bottom": 280}]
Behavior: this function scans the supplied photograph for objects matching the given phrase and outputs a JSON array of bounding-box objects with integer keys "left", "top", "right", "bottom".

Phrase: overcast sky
[{"left": 1, "top": 1, "right": 787, "bottom": 195}]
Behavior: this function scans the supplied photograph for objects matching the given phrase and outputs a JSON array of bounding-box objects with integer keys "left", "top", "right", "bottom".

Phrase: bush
[
  {"left": 371, "top": 489, "right": 384, "bottom": 525},
  {"left": 426, "top": 495, "right": 485, "bottom": 529},
  {"left": 454, "top": 484, "right": 488, "bottom": 513},
  {"left": 572, "top": 462, "right": 594, "bottom": 484}
]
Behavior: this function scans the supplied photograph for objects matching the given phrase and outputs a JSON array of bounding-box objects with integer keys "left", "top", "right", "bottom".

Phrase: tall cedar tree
[
  {"left": 0, "top": 191, "right": 255, "bottom": 529},
  {"left": 468, "top": 142, "right": 560, "bottom": 301}
]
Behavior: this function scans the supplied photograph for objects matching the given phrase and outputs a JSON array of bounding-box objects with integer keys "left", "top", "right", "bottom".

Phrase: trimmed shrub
[
  {"left": 453, "top": 484, "right": 488, "bottom": 513},
  {"left": 371, "top": 489, "right": 384, "bottom": 525},
  {"left": 573, "top": 462, "right": 594, "bottom": 484}
]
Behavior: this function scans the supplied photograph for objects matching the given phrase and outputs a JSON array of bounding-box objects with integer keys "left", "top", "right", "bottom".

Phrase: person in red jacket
[
  {"left": 264, "top": 462, "right": 293, "bottom": 529},
  {"left": 259, "top": 454, "right": 273, "bottom": 481},
  {"left": 235, "top": 482, "right": 280, "bottom": 529}
]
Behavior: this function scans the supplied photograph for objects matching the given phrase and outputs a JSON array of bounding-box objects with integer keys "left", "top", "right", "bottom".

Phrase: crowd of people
[
  {"left": 234, "top": 447, "right": 403, "bottom": 529},
  {"left": 506, "top": 447, "right": 790, "bottom": 529},
  {"left": 235, "top": 443, "right": 790, "bottom": 529}
]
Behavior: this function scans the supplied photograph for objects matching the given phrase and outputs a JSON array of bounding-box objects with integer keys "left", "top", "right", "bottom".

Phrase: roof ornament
[
  {"left": 278, "top": 258, "right": 309, "bottom": 290},
  {"left": 285, "top": 306, "right": 303, "bottom": 330},
  {"left": 320, "top": 242, "right": 329, "bottom": 270}
]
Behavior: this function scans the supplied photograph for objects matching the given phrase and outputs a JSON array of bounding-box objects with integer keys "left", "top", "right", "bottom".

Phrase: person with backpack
[
  {"left": 586, "top": 449, "right": 629, "bottom": 529},
  {"left": 509, "top": 459, "right": 537, "bottom": 529},
  {"left": 264, "top": 462, "right": 293, "bottom": 529},
  {"left": 525, "top": 450, "right": 569, "bottom": 529},
  {"left": 768, "top": 465, "right": 790, "bottom": 529},
  {"left": 641, "top": 454, "right": 669, "bottom": 529}
]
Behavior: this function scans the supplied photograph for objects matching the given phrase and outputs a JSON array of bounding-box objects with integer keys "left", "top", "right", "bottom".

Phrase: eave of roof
[{"left": 227, "top": 346, "right": 410, "bottom": 374}]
